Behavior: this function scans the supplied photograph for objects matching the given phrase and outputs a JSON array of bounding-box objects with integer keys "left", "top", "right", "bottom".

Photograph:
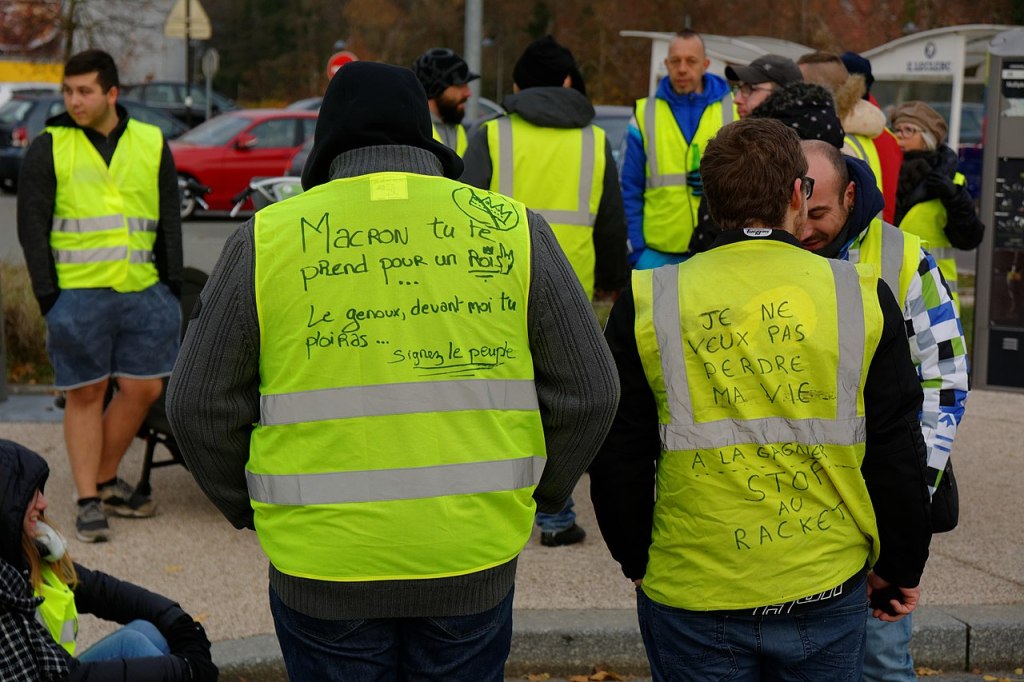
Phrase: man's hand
[{"left": 867, "top": 571, "right": 920, "bottom": 622}]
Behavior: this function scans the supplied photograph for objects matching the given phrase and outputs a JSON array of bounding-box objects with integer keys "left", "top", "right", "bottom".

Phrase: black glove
[
  {"left": 177, "top": 654, "right": 219, "bottom": 682},
  {"left": 686, "top": 170, "right": 704, "bottom": 197},
  {"left": 926, "top": 171, "right": 957, "bottom": 202}
]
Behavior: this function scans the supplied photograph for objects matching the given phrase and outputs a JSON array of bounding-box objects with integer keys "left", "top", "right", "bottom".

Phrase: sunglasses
[
  {"left": 730, "top": 83, "right": 774, "bottom": 97},
  {"left": 892, "top": 125, "right": 923, "bottom": 137},
  {"left": 800, "top": 176, "right": 815, "bottom": 199}
]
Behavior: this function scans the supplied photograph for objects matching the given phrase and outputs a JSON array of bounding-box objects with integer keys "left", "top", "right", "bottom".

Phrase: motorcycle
[
  {"left": 229, "top": 176, "right": 304, "bottom": 217},
  {"left": 178, "top": 176, "right": 211, "bottom": 220}
]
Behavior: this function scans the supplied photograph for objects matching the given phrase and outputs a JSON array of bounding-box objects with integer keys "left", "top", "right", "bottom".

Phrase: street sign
[
  {"left": 327, "top": 51, "right": 358, "bottom": 78},
  {"left": 201, "top": 47, "right": 220, "bottom": 79},
  {"left": 164, "top": 0, "right": 212, "bottom": 40}
]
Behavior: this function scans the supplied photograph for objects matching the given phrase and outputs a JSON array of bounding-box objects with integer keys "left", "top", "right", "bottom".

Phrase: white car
[{"left": 0, "top": 82, "right": 60, "bottom": 109}]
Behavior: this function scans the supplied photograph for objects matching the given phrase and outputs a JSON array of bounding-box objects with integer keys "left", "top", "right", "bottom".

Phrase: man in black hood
[
  {"left": 168, "top": 61, "right": 619, "bottom": 680},
  {"left": 462, "top": 35, "right": 628, "bottom": 549}
]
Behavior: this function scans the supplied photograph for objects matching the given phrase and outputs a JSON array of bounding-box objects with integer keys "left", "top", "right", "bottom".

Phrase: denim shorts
[{"left": 45, "top": 285, "right": 181, "bottom": 390}]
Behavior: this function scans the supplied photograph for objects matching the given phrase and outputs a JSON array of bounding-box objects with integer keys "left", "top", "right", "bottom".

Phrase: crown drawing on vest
[{"left": 453, "top": 187, "right": 520, "bottom": 231}]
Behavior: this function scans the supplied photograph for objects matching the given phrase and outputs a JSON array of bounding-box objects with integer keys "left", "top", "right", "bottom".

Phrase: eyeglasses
[
  {"left": 800, "top": 176, "right": 815, "bottom": 199},
  {"left": 731, "top": 83, "right": 773, "bottom": 97},
  {"left": 892, "top": 125, "right": 923, "bottom": 137}
]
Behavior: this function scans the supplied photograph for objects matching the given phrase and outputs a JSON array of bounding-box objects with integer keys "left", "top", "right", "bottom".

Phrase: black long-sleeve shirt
[
  {"left": 590, "top": 229, "right": 932, "bottom": 591},
  {"left": 17, "top": 106, "right": 182, "bottom": 313}
]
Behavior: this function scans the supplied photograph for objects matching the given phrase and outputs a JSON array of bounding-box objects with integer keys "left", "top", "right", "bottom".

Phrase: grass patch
[{"left": 2, "top": 261, "right": 53, "bottom": 385}]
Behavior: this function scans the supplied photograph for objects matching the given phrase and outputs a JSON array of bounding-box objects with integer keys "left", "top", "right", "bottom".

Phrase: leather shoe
[{"left": 540, "top": 523, "right": 586, "bottom": 547}]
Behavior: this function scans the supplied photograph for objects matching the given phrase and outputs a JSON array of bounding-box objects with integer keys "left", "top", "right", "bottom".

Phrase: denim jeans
[
  {"left": 269, "top": 584, "right": 514, "bottom": 681},
  {"left": 77, "top": 620, "right": 169, "bottom": 662},
  {"left": 637, "top": 575, "right": 868, "bottom": 682},
  {"left": 535, "top": 496, "right": 576, "bottom": 534},
  {"left": 863, "top": 614, "right": 915, "bottom": 682}
]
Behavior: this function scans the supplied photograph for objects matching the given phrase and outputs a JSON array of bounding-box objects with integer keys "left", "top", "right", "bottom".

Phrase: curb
[{"left": 211, "top": 605, "right": 1024, "bottom": 679}]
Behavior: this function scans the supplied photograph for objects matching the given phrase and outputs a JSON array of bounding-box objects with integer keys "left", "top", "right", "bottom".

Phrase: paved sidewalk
[{"left": 1, "top": 387, "right": 1022, "bottom": 678}]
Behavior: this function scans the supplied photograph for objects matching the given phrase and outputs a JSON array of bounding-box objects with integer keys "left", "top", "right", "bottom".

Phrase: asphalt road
[{"left": 0, "top": 193, "right": 241, "bottom": 274}]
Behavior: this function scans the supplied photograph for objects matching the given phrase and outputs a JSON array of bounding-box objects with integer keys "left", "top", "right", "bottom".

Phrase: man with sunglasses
[
  {"left": 413, "top": 48, "right": 479, "bottom": 156},
  {"left": 590, "top": 118, "right": 932, "bottom": 681},
  {"left": 725, "top": 54, "right": 803, "bottom": 119}
]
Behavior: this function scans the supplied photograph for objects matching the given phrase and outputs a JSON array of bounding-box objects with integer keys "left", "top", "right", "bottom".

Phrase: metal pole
[
  {"left": 464, "top": 0, "right": 482, "bottom": 121},
  {"left": 185, "top": 0, "right": 193, "bottom": 126}
]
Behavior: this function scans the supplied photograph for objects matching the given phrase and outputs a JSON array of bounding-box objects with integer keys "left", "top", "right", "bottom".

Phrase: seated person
[{"left": 0, "top": 438, "right": 218, "bottom": 681}]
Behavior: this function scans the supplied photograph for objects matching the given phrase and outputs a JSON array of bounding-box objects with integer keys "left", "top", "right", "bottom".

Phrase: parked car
[
  {"left": 593, "top": 104, "right": 632, "bottom": 169},
  {"left": 0, "top": 81, "right": 60, "bottom": 108},
  {"left": 0, "top": 94, "right": 189, "bottom": 193},
  {"left": 170, "top": 109, "right": 317, "bottom": 217},
  {"left": 121, "top": 81, "right": 238, "bottom": 125},
  {"left": 285, "top": 97, "right": 322, "bottom": 112}
]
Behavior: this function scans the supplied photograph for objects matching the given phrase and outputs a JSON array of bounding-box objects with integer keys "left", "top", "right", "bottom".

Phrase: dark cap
[
  {"left": 725, "top": 54, "right": 803, "bottom": 87},
  {"left": 413, "top": 48, "right": 479, "bottom": 99},
  {"left": 513, "top": 35, "right": 579, "bottom": 91},
  {"left": 840, "top": 51, "right": 874, "bottom": 95},
  {"left": 749, "top": 82, "right": 844, "bottom": 148},
  {"left": 302, "top": 62, "right": 462, "bottom": 190}
]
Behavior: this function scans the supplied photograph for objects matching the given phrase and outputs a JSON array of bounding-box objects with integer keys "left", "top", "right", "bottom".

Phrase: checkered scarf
[{"left": 0, "top": 559, "right": 70, "bottom": 681}]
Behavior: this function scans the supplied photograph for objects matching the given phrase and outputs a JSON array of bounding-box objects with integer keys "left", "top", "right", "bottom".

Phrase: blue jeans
[
  {"left": 77, "top": 620, "right": 169, "bottom": 662},
  {"left": 45, "top": 285, "right": 181, "bottom": 389},
  {"left": 637, "top": 576, "right": 868, "bottom": 681},
  {"left": 269, "top": 584, "right": 514, "bottom": 681},
  {"left": 535, "top": 496, "right": 576, "bottom": 534},
  {"left": 863, "top": 614, "right": 915, "bottom": 682}
]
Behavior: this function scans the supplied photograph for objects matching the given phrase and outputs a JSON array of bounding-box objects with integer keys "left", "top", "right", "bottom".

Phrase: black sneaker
[
  {"left": 98, "top": 478, "right": 157, "bottom": 518},
  {"left": 75, "top": 500, "right": 110, "bottom": 542},
  {"left": 540, "top": 523, "right": 586, "bottom": 547}
]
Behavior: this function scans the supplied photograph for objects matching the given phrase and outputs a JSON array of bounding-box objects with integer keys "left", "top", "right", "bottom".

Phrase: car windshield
[
  {"left": 0, "top": 98, "right": 33, "bottom": 124},
  {"left": 178, "top": 115, "right": 250, "bottom": 145}
]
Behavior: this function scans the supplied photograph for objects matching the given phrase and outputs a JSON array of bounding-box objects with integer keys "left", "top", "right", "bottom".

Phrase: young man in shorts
[{"left": 17, "top": 49, "right": 183, "bottom": 542}]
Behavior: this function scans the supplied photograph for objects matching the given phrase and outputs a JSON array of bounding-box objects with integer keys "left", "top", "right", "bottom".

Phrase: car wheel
[{"left": 178, "top": 174, "right": 198, "bottom": 220}]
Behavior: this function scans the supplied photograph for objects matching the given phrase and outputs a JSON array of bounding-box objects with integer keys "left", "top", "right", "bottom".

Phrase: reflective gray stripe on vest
[
  {"left": 845, "top": 134, "right": 868, "bottom": 160},
  {"left": 645, "top": 95, "right": 731, "bottom": 190},
  {"left": 129, "top": 249, "right": 155, "bottom": 264},
  {"left": 53, "top": 246, "right": 127, "bottom": 264},
  {"left": 261, "top": 379, "right": 539, "bottom": 426},
  {"left": 247, "top": 455, "right": 546, "bottom": 505},
  {"left": 52, "top": 215, "right": 124, "bottom": 233},
  {"left": 878, "top": 222, "right": 905, "bottom": 299},
  {"left": 127, "top": 217, "right": 158, "bottom": 233},
  {"left": 651, "top": 262, "right": 866, "bottom": 451},
  {"left": 34, "top": 609, "right": 75, "bottom": 646},
  {"left": 496, "top": 117, "right": 597, "bottom": 227}
]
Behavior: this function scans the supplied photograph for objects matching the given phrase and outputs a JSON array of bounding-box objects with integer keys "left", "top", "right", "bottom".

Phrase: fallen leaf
[
  {"left": 915, "top": 668, "right": 941, "bottom": 677},
  {"left": 568, "top": 676, "right": 589, "bottom": 682},
  {"left": 526, "top": 675, "right": 550, "bottom": 682},
  {"left": 982, "top": 675, "right": 997, "bottom": 681},
  {"left": 165, "top": 565, "right": 183, "bottom": 573},
  {"left": 590, "top": 672, "right": 625, "bottom": 681},
  {"left": 193, "top": 612, "right": 208, "bottom": 623}
]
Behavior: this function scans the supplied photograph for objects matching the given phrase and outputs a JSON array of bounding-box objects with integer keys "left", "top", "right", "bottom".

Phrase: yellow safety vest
[
  {"left": 48, "top": 121, "right": 163, "bottom": 292},
  {"left": 636, "top": 93, "right": 734, "bottom": 254},
  {"left": 844, "top": 133, "right": 884, "bottom": 198},
  {"left": 632, "top": 238, "right": 884, "bottom": 610},
  {"left": 483, "top": 114, "right": 605, "bottom": 297},
  {"left": 250, "top": 171, "right": 545, "bottom": 582},
  {"left": 899, "top": 173, "right": 966, "bottom": 311},
  {"left": 35, "top": 564, "right": 78, "bottom": 655},
  {"left": 432, "top": 121, "right": 468, "bottom": 157},
  {"left": 849, "top": 219, "right": 922, "bottom": 308}
]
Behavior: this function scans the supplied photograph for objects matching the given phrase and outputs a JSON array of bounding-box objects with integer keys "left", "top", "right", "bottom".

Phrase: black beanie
[
  {"left": 750, "top": 82, "right": 845, "bottom": 149},
  {"left": 513, "top": 35, "right": 579, "bottom": 91},
  {"left": 302, "top": 61, "right": 463, "bottom": 190}
]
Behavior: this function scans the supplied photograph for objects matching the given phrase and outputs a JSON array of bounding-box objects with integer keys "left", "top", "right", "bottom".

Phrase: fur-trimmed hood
[{"left": 838, "top": 75, "right": 886, "bottom": 138}]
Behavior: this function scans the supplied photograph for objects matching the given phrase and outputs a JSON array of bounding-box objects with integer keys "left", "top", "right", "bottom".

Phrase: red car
[{"left": 170, "top": 109, "right": 317, "bottom": 217}]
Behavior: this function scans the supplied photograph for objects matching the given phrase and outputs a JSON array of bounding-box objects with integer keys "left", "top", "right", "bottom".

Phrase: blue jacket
[{"left": 621, "top": 73, "right": 731, "bottom": 264}]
